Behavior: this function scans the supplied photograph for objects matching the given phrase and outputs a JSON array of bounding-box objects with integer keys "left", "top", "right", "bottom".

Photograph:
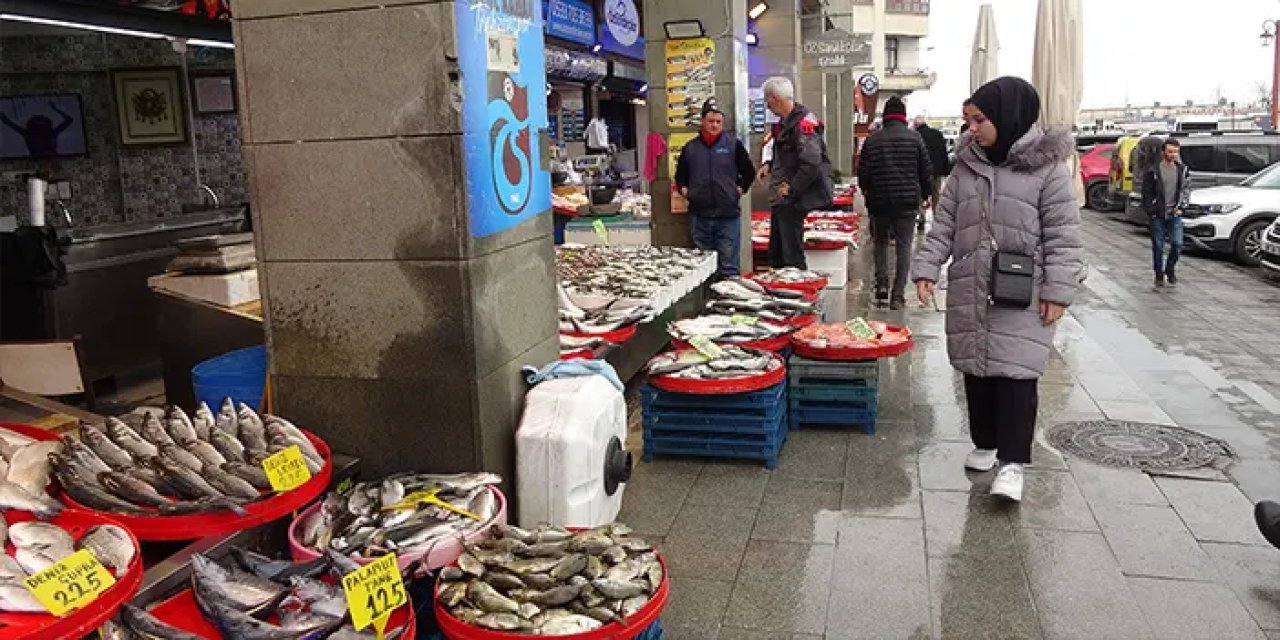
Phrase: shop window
[{"left": 886, "top": 37, "right": 900, "bottom": 73}]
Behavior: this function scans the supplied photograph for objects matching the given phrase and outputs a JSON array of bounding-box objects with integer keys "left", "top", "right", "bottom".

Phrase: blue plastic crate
[
  {"left": 789, "top": 405, "right": 877, "bottom": 434},
  {"left": 645, "top": 413, "right": 787, "bottom": 443},
  {"left": 644, "top": 409, "right": 788, "bottom": 469},
  {"left": 644, "top": 402, "right": 786, "bottom": 431},
  {"left": 788, "top": 356, "right": 880, "bottom": 381},
  {"left": 789, "top": 383, "right": 878, "bottom": 403},
  {"left": 642, "top": 382, "right": 785, "bottom": 410}
]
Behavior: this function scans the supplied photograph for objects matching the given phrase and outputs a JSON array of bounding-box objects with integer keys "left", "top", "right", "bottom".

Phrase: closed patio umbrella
[
  {"left": 1032, "top": 0, "right": 1086, "bottom": 204},
  {"left": 970, "top": 5, "right": 999, "bottom": 95}
]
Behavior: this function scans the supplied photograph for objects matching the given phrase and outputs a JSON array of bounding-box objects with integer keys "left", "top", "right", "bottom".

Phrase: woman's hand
[
  {"left": 916, "top": 280, "right": 935, "bottom": 304},
  {"left": 1040, "top": 301, "right": 1066, "bottom": 326}
]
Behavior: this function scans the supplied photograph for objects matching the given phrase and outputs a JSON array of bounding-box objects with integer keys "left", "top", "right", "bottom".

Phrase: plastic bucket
[{"left": 192, "top": 345, "right": 266, "bottom": 410}]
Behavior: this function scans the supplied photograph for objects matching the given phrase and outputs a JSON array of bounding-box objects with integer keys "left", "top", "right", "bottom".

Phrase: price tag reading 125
[
  {"left": 262, "top": 445, "right": 312, "bottom": 492},
  {"left": 23, "top": 549, "right": 115, "bottom": 616},
  {"left": 343, "top": 553, "right": 407, "bottom": 638}
]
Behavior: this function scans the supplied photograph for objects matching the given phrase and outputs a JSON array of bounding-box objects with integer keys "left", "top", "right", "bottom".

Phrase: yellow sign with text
[
  {"left": 592, "top": 219, "right": 609, "bottom": 244},
  {"left": 24, "top": 549, "right": 115, "bottom": 616},
  {"left": 343, "top": 553, "right": 407, "bottom": 637},
  {"left": 262, "top": 445, "right": 312, "bottom": 492}
]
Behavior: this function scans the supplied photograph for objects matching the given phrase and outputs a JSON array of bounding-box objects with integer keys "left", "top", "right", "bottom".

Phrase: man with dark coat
[
  {"left": 675, "top": 98, "right": 756, "bottom": 277},
  {"left": 858, "top": 97, "right": 933, "bottom": 308},
  {"left": 762, "top": 76, "right": 833, "bottom": 269},
  {"left": 1140, "top": 137, "right": 1190, "bottom": 287},
  {"left": 915, "top": 117, "right": 951, "bottom": 230}
]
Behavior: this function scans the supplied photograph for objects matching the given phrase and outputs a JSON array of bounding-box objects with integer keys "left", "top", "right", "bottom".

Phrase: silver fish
[
  {"left": 0, "top": 554, "right": 26, "bottom": 583},
  {"left": 51, "top": 465, "right": 140, "bottom": 515},
  {"left": 139, "top": 411, "right": 176, "bottom": 447},
  {"left": 160, "top": 444, "right": 204, "bottom": 472},
  {"left": 537, "top": 614, "right": 603, "bottom": 634},
  {"left": 0, "top": 583, "right": 47, "bottom": 612},
  {"left": 78, "top": 524, "right": 135, "bottom": 578},
  {"left": 6, "top": 439, "right": 63, "bottom": 495},
  {"left": 591, "top": 578, "right": 647, "bottom": 599},
  {"left": 192, "top": 402, "right": 216, "bottom": 441},
  {"left": 202, "top": 598, "right": 318, "bottom": 640},
  {"left": 264, "top": 416, "right": 323, "bottom": 463},
  {"left": 467, "top": 580, "right": 520, "bottom": 614},
  {"left": 215, "top": 398, "right": 239, "bottom": 436},
  {"left": 203, "top": 464, "right": 261, "bottom": 500},
  {"left": 165, "top": 406, "right": 198, "bottom": 443},
  {"left": 269, "top": 435, "right": 323, "bottom": 474},
  {"left": 209, "top": 429, "right": 247, "bottom": 463},
  {"left": 62, "top": 436, "right": 111, "bottom": 476},
  {"left": 222, "top": 461, "right": 271, "bottom": 491},
  {"left": 185, "top": 440, "right": 227, "bottom": 469},
  {"left": 105, "top": 416, "right": 158, "bottom": 460},
  {"left": 145, "top": 457, "right": 231, "bottom": 504},
  {"left": 0, "top": 479, "right": 63, "bottom": 519},
  {"left": 236, "top": 403, "right": 269, "bottom": 453},
  {"left": 287, "top": 575, "right": 347, "bottom": 618},
  {"left": 9, "top": 520, "right": 74, "bottom": 549},
  {"left": 16, "top": 544, "right": 74, "bottom": 574},
  {"left": 121, "top": 604, "right": 205, "bottom": 640},
  {"left": 191, "top": 553, "right": 289, "bottom": 614},
  {"left": 79, "top": 423, "right": 135, "bottom": 471},
  {"left": 475, "top": 612, "right": 526, "bottom": 631}
]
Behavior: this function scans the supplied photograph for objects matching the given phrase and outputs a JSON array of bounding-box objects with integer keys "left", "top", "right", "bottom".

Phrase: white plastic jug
[{"left": 516, "top": 375, "right": 631, "bottom": 529}]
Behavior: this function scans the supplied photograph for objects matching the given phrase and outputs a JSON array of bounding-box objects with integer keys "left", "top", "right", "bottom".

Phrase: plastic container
[
  {"left": 648, "top": 351, "right": 787, "bottom": 395},
  {"left": 804, "top": 246, "right": 849, "bottom": 289},
  {"left": 287, "top": 486, "right": 507, "bottom": 572},
  {"left": 60, "top": 429, "right": 332, "bottom": 541},
  {"left": 192, "top": 345, "right": 267, "bottom": 411},
  {"left": 145, "top": 584, "right": 416, "bottom": 639},
  {"left": 0, "top": 508, "right": 143, "bottom": 640},
  {"left": 516, "top": 375, "right": 628, "bottom": 529},
  {"left": 790, "top": 329, "right": 913, "bottom": 361}
]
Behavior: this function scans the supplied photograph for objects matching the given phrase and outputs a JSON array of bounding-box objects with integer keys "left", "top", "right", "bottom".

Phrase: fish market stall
[
  {"left": 562, "top": 213, "right": 652, "bottom": 247},
  {"left": 750, "top": 210, "right": 860, "bottom": 285}
]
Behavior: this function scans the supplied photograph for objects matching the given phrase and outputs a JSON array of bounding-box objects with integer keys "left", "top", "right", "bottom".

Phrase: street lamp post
[{"left": 1263, "top": 20, "right": 1280, "bottom": 130}]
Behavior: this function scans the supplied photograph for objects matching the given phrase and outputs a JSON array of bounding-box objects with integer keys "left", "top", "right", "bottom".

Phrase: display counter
[{"left": 151, "top": 286, "right": 264, "bottom": 409}]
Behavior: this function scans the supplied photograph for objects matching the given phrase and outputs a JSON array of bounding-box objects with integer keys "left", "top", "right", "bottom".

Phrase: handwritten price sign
[
  {"left": 343, "top": 553, "right": 407, "bottom": 638},
  {"left": 262, "top": 445, "right": 312, "bottom": 492},
  {"left": 23, "top": 549, "right": 115, "bottom": 616}
]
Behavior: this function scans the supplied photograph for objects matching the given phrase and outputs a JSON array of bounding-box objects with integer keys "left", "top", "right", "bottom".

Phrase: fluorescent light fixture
[
  {"left": 0, "top": 13, "right": 233, "bottom": 48},
  {"left": 749, "top": 2, "right": 769, "bottom": 19},
  {"left": 638, "top": 83, "right": 648, "bottom": 93},
  {"left": 663, "top": 20, "right": 705, "bottom": 39},
  {"left": 746, "top": 32, "right": 759, "bottom": 45},
  {"left": 591, "top": 43, "right": 603, "bottom": 53}
]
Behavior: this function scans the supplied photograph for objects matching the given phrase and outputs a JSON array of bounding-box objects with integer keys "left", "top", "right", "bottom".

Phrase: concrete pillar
[
  {"left": 643, "top": 0, "right": 750, "bottom": 270},
  {"left": 231, "top": 1, "right": 559, "bottom": 482}
]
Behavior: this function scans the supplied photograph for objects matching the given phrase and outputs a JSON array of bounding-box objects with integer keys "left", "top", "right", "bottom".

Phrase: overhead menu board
[{"left": 664, "top": 38, "right": 715, "bottom": 130}]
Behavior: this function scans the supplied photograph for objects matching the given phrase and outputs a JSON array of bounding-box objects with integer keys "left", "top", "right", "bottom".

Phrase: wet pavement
[{"left": 620, "top": 209, "right": 1280, "bottom": 639}]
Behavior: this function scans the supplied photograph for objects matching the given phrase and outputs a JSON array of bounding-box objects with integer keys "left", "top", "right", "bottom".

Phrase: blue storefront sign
[
  {"left": 454, "top": 1, "right": 551, "bottom": 238},
  {"left": 545, "top": 0, "right": 595, "bottom": 47},
  {"left": 599, "top": 0, "right": 644, "bottom": 60}
]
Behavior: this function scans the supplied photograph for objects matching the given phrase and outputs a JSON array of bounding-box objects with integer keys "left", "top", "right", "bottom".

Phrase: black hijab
[{"left": 966, "top": 76, "right": 1041, "bottom": 167}]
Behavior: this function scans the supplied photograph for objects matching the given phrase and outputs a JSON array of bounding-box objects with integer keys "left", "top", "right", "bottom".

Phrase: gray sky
[{"left": 907, "top": 0, "right": 1279, "bottom": 117}]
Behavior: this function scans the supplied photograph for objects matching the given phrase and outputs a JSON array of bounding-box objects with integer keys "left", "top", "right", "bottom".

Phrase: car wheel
[
  {"left": 1234, "top": 219, "right": 1270, "bottom": 266},
  {"left": 1086, "top": 182, "right": 1111, "bottom": 211}
]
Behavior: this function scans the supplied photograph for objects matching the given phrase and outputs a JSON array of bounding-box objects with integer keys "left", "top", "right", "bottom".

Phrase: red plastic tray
[
  {"left": 748, "top": 275, "right": 829, "bottom": 295},
  {"left": 560, "top": 348, "right": 597, "bottom": 361},
  {"left": 670, "top": 332, "right": 791, "bottom": 353},
  {"left": 435, "top": 552, "right": 668, "bottom": 640},
  {"left": 561, "top": 324, "right": 637, "bottom": 344},
  {"left": 0, "top": 422, "right": 62, "bottom": 444},
  {"left": 648, "top": 351, "right": 787, "bottom": 395},
  {"left": 146, "top": 583, "right": 416, "bottom": 639},
  {"left": 788, "top": 313, "right": 819, "bottom": 329},
  {"left": 0, "top": 508, "right": 143, "bottom": 640},
  {"left": 791, "top": 331, "right": 914, "bottom": 361},
  {"left": 60, "top": 429, "right": 333, "bottom": 541},
  {"left": 804, "top": 240, "right": 848, "bottom": 250}
]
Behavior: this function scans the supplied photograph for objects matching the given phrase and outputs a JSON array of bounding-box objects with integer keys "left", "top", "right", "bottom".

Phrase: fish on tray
[
  {"left": 667, "top": 315, "right": 790, "bottom": 344},
  {"left": 0, "top": 514, "right": 137, "bottom": 612},
  {"left": 793, "top": 319, "right": 912, "bottom": 349},
  {"left": 646, "top": 346, "right": 780, "bottom": 380}
]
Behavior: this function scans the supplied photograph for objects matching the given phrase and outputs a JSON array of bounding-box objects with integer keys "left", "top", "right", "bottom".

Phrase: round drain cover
[{"left": 1045, "top": 420, "right": 1234, "bottom": 471}]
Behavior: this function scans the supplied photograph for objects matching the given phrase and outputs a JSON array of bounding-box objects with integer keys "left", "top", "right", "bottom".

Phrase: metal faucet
[
  {"left": 199, "top": 184, "right": 220, "bottom": 209},
  {"left": 51, "top": 200, "right": 72, "bottom": 227}
]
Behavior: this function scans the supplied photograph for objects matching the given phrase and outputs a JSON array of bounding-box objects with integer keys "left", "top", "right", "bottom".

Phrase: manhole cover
[{"left": 1045, "top": 420, "right": 1234, "bottom": 471}]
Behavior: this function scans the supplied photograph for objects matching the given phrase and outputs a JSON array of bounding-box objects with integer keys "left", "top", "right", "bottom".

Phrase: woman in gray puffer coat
[{"left": 910, "top": 77, "right": 1084, "bottom": 503}]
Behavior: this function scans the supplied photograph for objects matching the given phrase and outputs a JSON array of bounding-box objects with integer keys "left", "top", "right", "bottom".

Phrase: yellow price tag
[
  {"left": 23, "top": 549, "right": 115, "bottom": 616},
  {"left": 845, "top": 317, "right": 878, "bottom": 339},
  {"left": 729, "top": 314, "right": 759, "bottom": 326},
  {"left": 262, "top": 445, "right": 312, "bottom": 492},
  {"left": 381, "top": 488, "right": 482, "bottom": 521},
  {"left": 688, "top": 335, "right": 724, "bottom": 359},
  {"left": 592, "top": 219, "right": 609, "bottom": 244},
  {"left": 343, "top": 553, "right": 407, "bottom": 638}
]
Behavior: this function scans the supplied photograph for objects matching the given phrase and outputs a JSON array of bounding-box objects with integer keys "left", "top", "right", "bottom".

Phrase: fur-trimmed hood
[{"left": 957, "top": 127, "right": 1074, "bottom": 173}]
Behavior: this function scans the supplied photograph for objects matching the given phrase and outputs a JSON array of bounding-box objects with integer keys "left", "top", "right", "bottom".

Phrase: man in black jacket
[
  {"left": 675, "top": 99, "right": 756, "bottom": 278},
  {"left": 763, "top": 76, "right": 834, "bottom": 269},
  {"left": 914, "top": 117, "right": 950, "bottom": 230},
  {"left": 1140, "top": 137, "right": 1190, "bottom": 288},
  {"left": 857, "top": 97, "right": 933, "bottom": 308}
]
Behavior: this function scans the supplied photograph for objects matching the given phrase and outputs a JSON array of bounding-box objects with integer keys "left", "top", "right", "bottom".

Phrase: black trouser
[
  {"left": 769, "top": 203, "right": 807, "bottom": 269},
  {"left": 871, "top": 211, "right": 917, "bottom": 300},
  {"left": 964, "top": 375, "right": 1038, "bottom": 464}
]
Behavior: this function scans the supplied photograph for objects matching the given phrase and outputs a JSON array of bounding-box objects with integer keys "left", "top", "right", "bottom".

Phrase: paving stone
[
  {"left": 922, "top": 490, "right": 1017, "bottom": 558},
  {"left": 1155, "top": 477, "right": 1271, "bottom": 545},
  {"left": 664, "top": 503, "right": 758, "bottom": 579},
  {"left": 842, "top": 454, "right": 922, "bottom": 519},
  {"left": 1068, "top": 460, "right": 1168, "bottom": 506},
  {"left": 722, "top": 541, "right": 834, "bottom": 636},
  {"left": 919, "top": 442, "right": 985, "bottom": 492},
  {"left": 929, "top": 551, "right": 1042, "bottom": 640},
  {"left": 750, "top": 502, "right": 841, "bottom": 545},
  {"left": 662, "top": 577, "right": 733, "bottom": 630},
  {"left": 1016, "top": 529, "right": 1153, "bottom": 639},
  {"left": 1090, "top": 503, "right": 1219, "bottom": 581},
  {"left": 1127, "top": 576, "right": 1267, "bottom": 640},
  {"left": 615, "top": 466, "right": 698, "bottom": 536},
  {"left": 914, "top": 403, "right": 970, "bottom": 443},
  {"left": 763, "top": 477, "right": 842, "bottom": 508},
  {"left": 1204, "top": 542, "right": 1280, "bottom": 630},
  {"left": 772, "top": 429, "right": 851, "bottom": 481},
  {"left": 1006, "top": 469, "right": 1098, "bottom": 533},
  {"left": 717, "top": 629, "right": 821, "bottom": 640},
  {"left": 826, "top": 517, "right": 931, "bottom": 639},
  {"left": 1095, "top": 399, "right": 1176, "bottom": 424},
  {"left": 684, "top": 463, "right": 770, "bottom": 508}
]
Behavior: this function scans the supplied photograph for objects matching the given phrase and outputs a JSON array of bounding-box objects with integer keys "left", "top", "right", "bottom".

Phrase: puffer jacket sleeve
[
  {"left": 1039, "top": 163, "right": 1085, "bottom": 306},
  {"left": 910, "top": 172, "right": 959, "bottom": 283}
]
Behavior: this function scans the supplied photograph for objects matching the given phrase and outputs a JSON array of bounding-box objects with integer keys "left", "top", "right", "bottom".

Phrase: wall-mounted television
[{"left": 0, "top": 94, "right": 88, "bottom": 160}]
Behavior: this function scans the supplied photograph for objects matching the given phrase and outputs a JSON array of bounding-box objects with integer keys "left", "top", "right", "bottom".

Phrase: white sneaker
[
  {"left": 991, "top": 463, "right": 1025, "bottom": 502},
  {"left": 964, "top": 448, "right": 998, "bottom": 471}
]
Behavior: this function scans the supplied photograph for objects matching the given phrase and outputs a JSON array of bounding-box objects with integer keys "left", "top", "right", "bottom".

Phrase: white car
[
  {"left": 1261, "top": 217, "right": 1280, "bottom": 275},
  {"left": 1182, "top": 162, "right": 1280, "bottom": 266}
]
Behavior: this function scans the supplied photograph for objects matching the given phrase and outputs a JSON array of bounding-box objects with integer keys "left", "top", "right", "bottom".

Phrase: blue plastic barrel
[{"left": 192, "top": 345, "right": 267, "bottom": 411}]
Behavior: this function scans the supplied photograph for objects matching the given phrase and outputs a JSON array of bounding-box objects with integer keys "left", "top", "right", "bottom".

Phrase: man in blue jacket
[{"left": 675, "top": 99, "right": 756, "bottom": 278}]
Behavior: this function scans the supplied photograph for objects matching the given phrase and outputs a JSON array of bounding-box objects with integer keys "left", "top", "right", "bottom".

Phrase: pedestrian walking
[
  {"left": 1141, "top": 137, "right": 1189, "bottom": 287},
  {"left": 675, "top": 98, "right": 756, "bottom": 278},
  {"left": 915, "top": 116, "right": 952, "bottom": 231},
  {"left": 761, "top": 76, "right": 833, "bottom": 269},
  {"left": 910, "top": 77, "right": 1084, "bottom": 502},
  {"left": 857, "top": 97, "right": 934, "bottom": 309}
]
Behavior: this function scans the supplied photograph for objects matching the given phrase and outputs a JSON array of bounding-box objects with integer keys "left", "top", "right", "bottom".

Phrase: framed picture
[
  {"left": 191, "top": 72, "right": 237, "bottom": 115},
  {"left": 111, "top": 67, "right": 187, "bottom": 145},
  {"left": 0, "top": 94, "right": 88, "bottom": 159}
]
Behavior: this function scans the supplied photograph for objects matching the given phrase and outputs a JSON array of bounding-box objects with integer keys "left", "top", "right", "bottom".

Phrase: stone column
[
  {"left": 231, "top": 0, "right": 559, "bottom": 482},
  {"left": 642, "top": 0, "right": 750, "bottom": 270}
]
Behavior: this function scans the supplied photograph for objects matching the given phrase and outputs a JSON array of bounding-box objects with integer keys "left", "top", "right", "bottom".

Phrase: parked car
[
  {"left": 1109, "top": 135, "right": 1149, "bottom": 214},
  {"left": 1126, "top": 130, "right": 1280, "bottom": 224},
  {"left": 1261, "top": 217, "right": 1280, "bottom": 276},
  {"left": 1075, "top": 133, "right": 1122, "bottom": 152},
  {"left": 1081, "top": 143, "right": 1116, "bottom": 210},
  {"left": 1121, "top": 136, "right": 1166, "bottom": 223},
  {"left": 1182, "top": 161, "right": 1280, "bottom": 266}
]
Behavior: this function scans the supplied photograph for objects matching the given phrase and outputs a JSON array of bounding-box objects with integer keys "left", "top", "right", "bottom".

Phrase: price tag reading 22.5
[
  {"left": 343, "top": 553, "right": 407, "bottom": 638},
  {"left": 262, "top": 445, "right": 312, "bottom": 492},
  {"left": 23, "top": 549, "right": 115, "bottom": 616}
]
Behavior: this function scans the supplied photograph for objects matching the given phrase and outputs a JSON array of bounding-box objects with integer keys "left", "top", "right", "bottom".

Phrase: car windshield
[{"left": 1241, "top": 162, "right": 1280, "bottom": 189}]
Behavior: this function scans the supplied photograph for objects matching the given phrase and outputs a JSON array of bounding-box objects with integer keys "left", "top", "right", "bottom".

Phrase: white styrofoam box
[
  {"left": 806, "top": 246, "right": 849, "bottom": 289},
  {"left": 148, "top": 269, "right": 260, "bottom": 308},
  {"left": 516, "top": 374, "right": 628, "bottom": 529}
]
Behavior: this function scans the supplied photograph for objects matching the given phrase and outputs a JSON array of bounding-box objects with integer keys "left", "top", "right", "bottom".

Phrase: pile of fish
[
  {"left": 752, "top": 267, "right": 827, "bottom": 285},
  {"left": 559, "top": 334, "right": 613, "bottom": 358},
  {"left": 557, "top": 245, "right": 712, "bottom": 300},
  {"left": 558, "top": 284, "right": 653, "bottom": 335},
  {"left": 51, "top": 399, "right": 326, "bottom": 517},
  {"left": 705, "top": 278, "right": 817, "bottom": 323},
  {"left": 296, "top": 472, "right": 502, "bottom": 561},
  {"left": 437, "top": 523, "right": 662, "bottom": 635},
  {"left": 647, "top": 346, "right": 780, "bottom": 380},
  {"left": 0, "top": 515, "right": 135, "bottom": 612},
  {"left": 104, "top": 547, "right": 409, "bottom": 640},
  {"left": 667, "top": 314, "right": 790, "bottom": 344},
  {"left": 0, "top": 429, "right": 67, "bottom": 519}
]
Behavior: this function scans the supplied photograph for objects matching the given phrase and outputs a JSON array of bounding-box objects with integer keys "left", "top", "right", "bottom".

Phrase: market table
[{"left": 151, "top": 286, "right": 265, "bottom": 410}]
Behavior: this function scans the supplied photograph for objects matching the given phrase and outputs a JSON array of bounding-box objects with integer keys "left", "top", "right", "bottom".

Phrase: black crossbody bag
[{"left": 982, "top": 200, "right": 1035, "bottom": 309}]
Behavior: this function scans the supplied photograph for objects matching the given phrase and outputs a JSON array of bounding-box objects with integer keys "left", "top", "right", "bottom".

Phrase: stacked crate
[
  {"left": 641, "top": 382, "right": 788, "bottom": 469},
  {"left": 788, "top": 356, "right": 879, "bottom": 434}
]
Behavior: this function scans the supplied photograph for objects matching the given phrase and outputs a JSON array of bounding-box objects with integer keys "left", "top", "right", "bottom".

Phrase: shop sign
[
  {"left": 664, "top": 38, "right": 715, "bottom": 130},
  {"left": 802, "top": 29, "right": 872, "bottom": 69},
  {"left": 545, "top": 0, "right": 595, "bottom": 47},
  {"left": 599, "top": 0, "right": 644, "bottom": 60},
  {"left": 455, "top": 0, "right": 551, "bottom": 238}
]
